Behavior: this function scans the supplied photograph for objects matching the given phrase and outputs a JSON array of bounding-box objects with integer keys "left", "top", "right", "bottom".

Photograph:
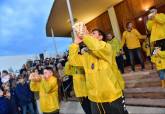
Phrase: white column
[
  {"left": 108, "top": 6, "right": 121, "bottom": 40},
  {"left": 66, "top": 0, "right": 76, "bottom": 39}
]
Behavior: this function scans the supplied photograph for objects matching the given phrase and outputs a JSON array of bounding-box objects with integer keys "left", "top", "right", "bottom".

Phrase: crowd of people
[
  {"left": 0, "top": 7, "right": 165, "bottom": 114},
  {"left": 0, "top": 54, "right": 70, "bottom": 114}
]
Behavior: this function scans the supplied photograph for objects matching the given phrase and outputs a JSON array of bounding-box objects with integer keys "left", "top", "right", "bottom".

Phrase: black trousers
[
  {"left": 90, "top": 97, "right": 128, "bottom": 114},
  {"left": 116, "top": 55, "right": 124, "bottom": 73},
  {"left": 79, "top": 97, "right": 92, "bottom": 114},
  {"left": 43, "top": 111, "right": 59, "bottom": 114}
]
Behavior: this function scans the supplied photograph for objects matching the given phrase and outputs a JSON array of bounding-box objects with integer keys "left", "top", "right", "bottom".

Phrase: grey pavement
[{"left": 59, "top": 101, "right": 165, "bottom": 114}]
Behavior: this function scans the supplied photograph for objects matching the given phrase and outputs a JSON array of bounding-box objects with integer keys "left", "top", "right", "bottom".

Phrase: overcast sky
[{"left": 0, "top": 0, "right": 72, "bottom": 56}]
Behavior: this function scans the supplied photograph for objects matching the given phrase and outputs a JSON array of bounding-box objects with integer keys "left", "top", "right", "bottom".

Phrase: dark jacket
[
  {"left": 15, "top": 82, "right": 33, "bottom": 106},
  {"left": 0, "top": 97, "right": 11, "bottom": 114},
  {"left": 10, "top": 88, "right": 19, "bottom": 114}
]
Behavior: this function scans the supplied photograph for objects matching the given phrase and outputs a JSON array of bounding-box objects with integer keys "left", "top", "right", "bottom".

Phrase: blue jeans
[
  {"left": 159, "top": 70, "right": 165, "bottom": 80},
  {"left": 128, "top": 48, "right": 145, "bottom": 71},
  {"left": 22, "top": 103, "right": 35, "bottom": 114}
]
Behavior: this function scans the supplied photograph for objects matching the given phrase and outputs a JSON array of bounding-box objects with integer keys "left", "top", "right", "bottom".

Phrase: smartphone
[{"left": 153, "top": 47, "right": 160, "bottom": 55}]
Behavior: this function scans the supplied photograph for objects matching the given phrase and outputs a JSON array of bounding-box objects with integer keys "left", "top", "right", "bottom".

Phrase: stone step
[
  {"left": 125, "top": 77, "right": 161, "bottom": 88},
  {"left": 126, "top": 98, "right": 165, "bottom": 108},
  {"left": 124, "top": 62, "right": 156, "bottom": 73},
  {"left": 123, "top": 70, "right": 158, "bottom": 81},
  {"left": 124, "top": 87, "right": 165, "bottom": 99}
]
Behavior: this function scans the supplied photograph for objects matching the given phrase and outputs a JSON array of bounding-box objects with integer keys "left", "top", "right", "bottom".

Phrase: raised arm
[
  {"left": 68, "top": 43, "right": 84, "bottom": 66},
  {"left": 121, "top": 32, "right": 126, "bottom": 49},
  {"left": 154, "top": 13, "right": 165, "bottom": 24},
  {"left": 83, "top": 35, "right": 113, "bottom": 63},
  {"left": 133, "top": 29, "right": 145, "bottom": 39},
  {"left": 41, "top": 77, "right": 58, "bottom": 93},
  {"left": 147, "top": 20, "right": 153, "bottom": 31},
  {"left": 29, "top": 73, "right": 40, "bottom": 92},
  {"left": 157, "top": 51, "right": 165, "bottom": 58}
]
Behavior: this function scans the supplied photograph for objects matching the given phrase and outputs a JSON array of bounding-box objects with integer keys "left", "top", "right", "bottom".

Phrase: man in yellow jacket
[
  {"left": 106, "top": 33, "right": 124, "bottom": 73},
  {"left": 64, "top": 62, "right": 92, "bottom": 114},
  {"left": 121, "top": 22, "right": 145, "bottom": 71},
  {"left": 29, "top": 67, "right": 59, "bottom": 114},
  {"left": 69, "top": 23, "right": 127, "bottom": 114}
]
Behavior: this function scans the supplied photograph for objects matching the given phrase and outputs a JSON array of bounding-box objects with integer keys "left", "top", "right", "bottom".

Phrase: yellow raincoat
[
  {"left": 151, "top": 51, "right": 165, "bottom": 70},
  {"left": 30, "top": 76, "right": 59, "bottom": 113},
  {"left": 107, "top": 37, "right": 121, "bottom": 56},
  {"left": 69, "top": 35, "right": 124, "bottom": 103},
  {"left": 147, "top": 13, "right": 165, "bottom": 42},
  {"left": 64, "top": 62, "right": 87, "bottom": 97},
  {"left": 121, "top": 29, "right": 143, "bottom": 49},
  {"left": 107, "top": 38, "right": 125, "bottom": 90}
]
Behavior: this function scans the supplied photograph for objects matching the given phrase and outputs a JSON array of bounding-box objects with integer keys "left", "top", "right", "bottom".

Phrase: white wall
[{"left": 0, "top": 55, "right": 35, "bottom": 71}]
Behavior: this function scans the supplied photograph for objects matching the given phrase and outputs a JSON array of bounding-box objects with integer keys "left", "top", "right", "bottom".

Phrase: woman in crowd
[
  {"left": 15, "top": 75, "right": 35, "bottom": 114},
  {"left": 0, "top": 71, "right": 19, "bottom": 114}
]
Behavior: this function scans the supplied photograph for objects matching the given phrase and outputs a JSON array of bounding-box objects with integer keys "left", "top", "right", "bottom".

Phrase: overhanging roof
[{"left": 46, "top": 0, "right": 123, "bottom": 37}]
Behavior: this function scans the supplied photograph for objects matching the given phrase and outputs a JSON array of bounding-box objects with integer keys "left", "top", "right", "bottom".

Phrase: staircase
[
  {"left": 59, "top": 62, "right": 165, "bottom": 114},
  {"left": 123, "top": 62, "right": 165, "bottom": 107}
]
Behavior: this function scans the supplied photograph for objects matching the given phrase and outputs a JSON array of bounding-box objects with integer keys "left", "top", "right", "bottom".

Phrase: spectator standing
[
  {"left": 30, "top": 67, "right": 59, "bottom": 114},
  {"left": 121, "top": 22, "right": 145, "bottom": 71},
  {"left": 106, "top": 33, "right": 125, "bottom": 73},
  {"left": 15, "top": 75, "right": 35, "bottom": 114}
]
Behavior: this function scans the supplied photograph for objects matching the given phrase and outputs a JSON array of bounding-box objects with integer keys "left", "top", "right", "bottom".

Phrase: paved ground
[{"left": 60, "top": 101, "right": 165, "bottom": 114}]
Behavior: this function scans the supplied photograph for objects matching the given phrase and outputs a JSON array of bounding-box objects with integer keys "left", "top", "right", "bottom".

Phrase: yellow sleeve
[
  {"left": 68, "top": 44, "right": 83, "bottom": 67},
  {"left": 121, "top": 32, "right": 126, "bottom": 48},
  {"left": 147, "top": 20, "right": 153, "bottom": 31},
  {"left": 83, "top": 35, "right": 113, "bottom": 63},
  {"left": 158, "top": 51, "right": 165, "bottom": 58},
  {"left": 30, "top": 81, "right": 40, "bottom": 92},
  {"left": 114, "top": 38, "right": 121, "bottom": 54},
  {"left": 154, "top": 13, "right": 165, "bottom": 24},
  {"left": 142, "top": 41, "right": 146, "bottom": 51},
  {"left": 64, "top": 62, "right": 72, "bottom": 76},
  {"left": 114, "top": 69, "right": 125, "bottom": 90},
  {"left": 151, "top": 56, "right": 156, "bottom": 63},
  {"left": 41, "top": 77, "right": 57, "bottom": 93},
  {"left": 133, "top": 29, "right": 143, "bottom": 39}
]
